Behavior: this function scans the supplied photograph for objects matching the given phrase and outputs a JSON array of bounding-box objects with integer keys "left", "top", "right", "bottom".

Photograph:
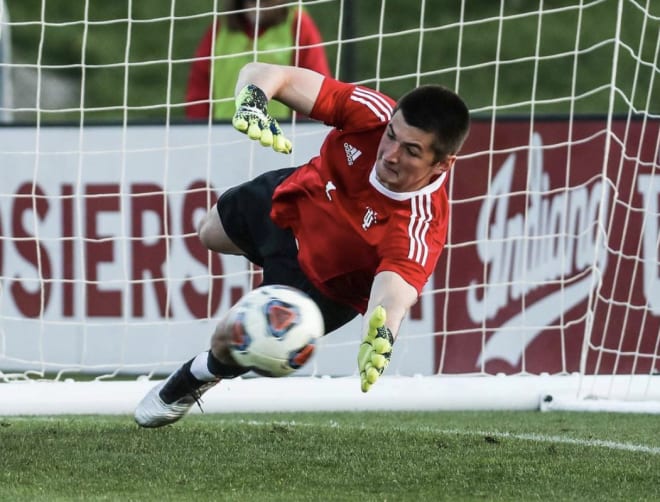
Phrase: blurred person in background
[{"left": 185, "top": 0, "right": 331, "bottom": 120}]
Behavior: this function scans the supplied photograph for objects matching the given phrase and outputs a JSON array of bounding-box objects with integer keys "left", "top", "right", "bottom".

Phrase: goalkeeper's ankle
[
  {"left": 159, "top": 359, "right": 207, "bottom": 404},
  {"left": 159, "top": 350, "right": 249, "bottom": 404}
]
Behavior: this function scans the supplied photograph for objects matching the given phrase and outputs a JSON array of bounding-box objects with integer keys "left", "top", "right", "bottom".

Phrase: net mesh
[{"left": 0, "top": 0, "right": 658, "bottom": 408}]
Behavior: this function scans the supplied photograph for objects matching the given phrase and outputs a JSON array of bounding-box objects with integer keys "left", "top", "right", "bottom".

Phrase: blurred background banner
[
  {"left": 1, "top": 118, "right": 658, "bottom": 379},
  {"left": 437, "top": 118, "right": 660, "bottom": 376}
]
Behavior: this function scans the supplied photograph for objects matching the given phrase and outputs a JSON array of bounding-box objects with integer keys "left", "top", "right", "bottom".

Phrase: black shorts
[{"left": 217, "top": 168, "right": 358, "bottom": 334}]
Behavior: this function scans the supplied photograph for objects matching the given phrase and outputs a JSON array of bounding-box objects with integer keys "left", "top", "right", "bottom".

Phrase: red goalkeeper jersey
[{"left": 270, "top": 77, "right": 450, "bottom": 313}]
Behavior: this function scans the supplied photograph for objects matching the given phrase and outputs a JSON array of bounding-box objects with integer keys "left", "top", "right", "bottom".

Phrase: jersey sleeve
[
  {"left": 377, "top": 259, "right": 427, "bottom": 294},
  {"left": 310, "top": 78, "right": 395, "bottom": 130},
  {"left": 376, "top": 194, "right": 449, "bottom": 294},
  {"left": 309, "top": 77, "right": 354, "bottom": 126},
  {"left": 376, "top": 250, "right": 442, "bottom": 295}
]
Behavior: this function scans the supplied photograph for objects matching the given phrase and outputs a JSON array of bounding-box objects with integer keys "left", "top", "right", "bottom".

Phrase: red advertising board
[
  {"left": 0, "top": 121, "right": 657, "bottom": 377},
  {"left": 435, "top": 118, "right": 660, "bottom": 375}
]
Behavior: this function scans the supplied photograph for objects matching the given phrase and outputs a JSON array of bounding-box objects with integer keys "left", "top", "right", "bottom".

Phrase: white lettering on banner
[
  {"left": 637, "top": 174, "right": 660, "bottom": 315},
  {"left": 467, "top": 133, "right": 610, "bottom": 367},
  {"left": 0, "top": 123, "right": 435, "bottom": 376},
  {"left": 1, "top": 180, "right": 227, "bottom": 320}
]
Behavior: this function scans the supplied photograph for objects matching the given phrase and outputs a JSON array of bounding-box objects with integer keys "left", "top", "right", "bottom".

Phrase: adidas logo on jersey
[{"left": 344, "top": 142, "right": 362, "bottom": 166}]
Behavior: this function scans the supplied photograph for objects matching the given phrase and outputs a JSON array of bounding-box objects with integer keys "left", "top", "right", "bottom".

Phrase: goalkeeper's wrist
[{"left": 235, "top": 84, "right": 268, "bottom": 111}]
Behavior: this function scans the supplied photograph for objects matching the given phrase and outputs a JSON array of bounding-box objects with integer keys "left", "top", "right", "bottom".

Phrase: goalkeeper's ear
[{"left": 431, "top": 154, "right": 457, "bottom": 175}]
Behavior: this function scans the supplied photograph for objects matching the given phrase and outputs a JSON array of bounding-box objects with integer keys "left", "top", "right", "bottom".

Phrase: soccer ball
[{"left": 227, "top": 285, "right": 325, "bottom": 377}]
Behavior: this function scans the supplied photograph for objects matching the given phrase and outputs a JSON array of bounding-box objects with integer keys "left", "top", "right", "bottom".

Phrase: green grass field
[{"left": 1, "top": 411, "right": 659, "bottom": 501}]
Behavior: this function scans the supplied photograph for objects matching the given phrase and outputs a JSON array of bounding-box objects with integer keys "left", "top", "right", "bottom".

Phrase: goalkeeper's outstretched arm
[
  {"left": 234, "top": 62, "right": 324, "bottom": 116},
  {"left": 358, "top": 271, "right": 418, "bottom": 392},
  {"left": 232, "top": 63, "right": 325, "bottom": 153}
]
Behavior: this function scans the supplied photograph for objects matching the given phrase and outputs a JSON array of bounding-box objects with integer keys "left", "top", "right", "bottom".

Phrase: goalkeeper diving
[{"left": 135, "top": 62, "right": 470, "bottom": 427}]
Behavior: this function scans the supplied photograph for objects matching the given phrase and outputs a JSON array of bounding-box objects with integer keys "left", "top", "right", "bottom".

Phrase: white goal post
[{"left": 0, "top": 0, "right": 659, "bottom": 415}]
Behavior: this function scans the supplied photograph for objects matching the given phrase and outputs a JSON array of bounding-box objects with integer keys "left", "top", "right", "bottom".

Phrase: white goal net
[{"left": 0, "top": 0, "right": 659, "bottom": 415}]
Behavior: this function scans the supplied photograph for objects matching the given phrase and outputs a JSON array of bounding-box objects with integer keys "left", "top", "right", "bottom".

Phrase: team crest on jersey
[
  {"left": 362, "top": 207, "right": 378, "bottom": 230},
  {"left": 344, "top": 142, "right": 362, "bottom": 166}
]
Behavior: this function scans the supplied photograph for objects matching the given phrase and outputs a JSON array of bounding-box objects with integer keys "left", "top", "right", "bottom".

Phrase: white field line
[
  {"left": 235, "top": 419, "right": 660, "bottom": 456},
  {"left": 444, "top": 429, "right": 660, "bottom": 455}
]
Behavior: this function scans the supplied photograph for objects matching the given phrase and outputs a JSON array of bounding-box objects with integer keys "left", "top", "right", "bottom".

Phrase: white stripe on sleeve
[
  {"left": 350, "top": 87, "right": 393, "bottom": 122},
  {"left": 407, "top": 194, "right": 432, "bottom": 266}
]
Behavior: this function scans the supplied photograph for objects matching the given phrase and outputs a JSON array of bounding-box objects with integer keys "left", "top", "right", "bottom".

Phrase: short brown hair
[{"left": 395, "top": 85, "right": 470, "bottom": 162}]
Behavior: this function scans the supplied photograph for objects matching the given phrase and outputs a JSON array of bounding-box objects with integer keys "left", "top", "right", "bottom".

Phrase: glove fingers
[
  {"left": 259, "top": 128, "right": 274, "bottom": 147},
  {"left": 359, "top": 306, "right": 391, "bottom": 393},
  {"left": 233, "top": 85, "right": 292, "bottom": 155},
  {"left": 232, "top": 115, "right": 249, "bottom": 133},
  {"left": 273, "top": 134, "right": 292, "bottom": 154},
  {"left": 357, "top": 342, "right": 374, "bottom": 371},
  {"left": 371, "top": 353, "right": 387, "bottom": 369},
  {"left": 372, "top": 337, "right": 391, "bottom": 355},
  {"left": 247, "top": 121, "right": 263, "bottom": 140},
  {"left": 366, "top": 366, "right": 379, "bottom": 384},
  {"left": 361, "top": 378, "right": 372, "bottom": 393},
  {"left": 267, "top": 120, "right": 292, "bottom": 154},
  {"left": 368, "top": 306, "right": 387, "bottom": 337}
]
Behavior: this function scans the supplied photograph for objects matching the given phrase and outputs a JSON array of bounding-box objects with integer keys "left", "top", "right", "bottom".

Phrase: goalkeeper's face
[{"left": 375, "top": 111, "right": 455, "bottom": 193}]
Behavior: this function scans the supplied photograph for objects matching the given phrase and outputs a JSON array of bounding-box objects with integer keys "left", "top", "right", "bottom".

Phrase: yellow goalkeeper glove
[
  {"left": 358, "top": 306, "right": 394, "bottom": 393},
  {"left": 232, "top": 84, "right": 292, "bottom": 154}
]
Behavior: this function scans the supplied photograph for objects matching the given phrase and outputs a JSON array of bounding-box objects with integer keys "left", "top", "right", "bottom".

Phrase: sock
[
  {"left": 190, "top": 351, "right": 219, "bottom": 382},
  {"left": 205, "top": 349, "right": 250, "bottom": 379},
  {"left": 160, "top": 350, "right": 251, "bottom": 404},
  {"left": 159, "top": 358, "right": 201, "bottom": 404}
]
